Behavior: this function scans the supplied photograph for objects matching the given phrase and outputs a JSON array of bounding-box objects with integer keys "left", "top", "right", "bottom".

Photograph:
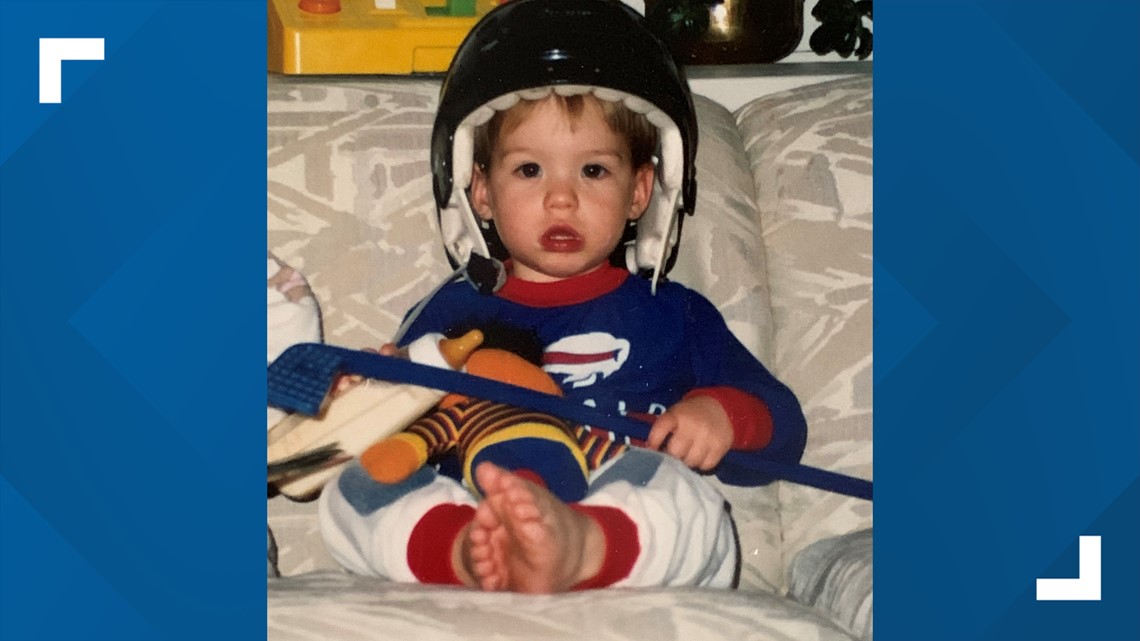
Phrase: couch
[{"left": 267, "top": 73, "right": 873, "bottom": 641}]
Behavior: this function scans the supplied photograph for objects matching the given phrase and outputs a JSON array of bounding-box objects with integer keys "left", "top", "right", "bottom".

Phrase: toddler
[{"left": 319, "top": 0, "right": 806, "bottom": 593}]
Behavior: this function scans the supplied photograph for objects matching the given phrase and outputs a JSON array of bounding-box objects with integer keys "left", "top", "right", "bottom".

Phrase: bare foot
[{"left": 457, "top": 462, "right": 605, "bottom": 593}]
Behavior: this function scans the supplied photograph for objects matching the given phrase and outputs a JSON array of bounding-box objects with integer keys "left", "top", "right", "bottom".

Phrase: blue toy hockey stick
[{"left": 268, "top": 343, "right": 873, "bottom": 501}]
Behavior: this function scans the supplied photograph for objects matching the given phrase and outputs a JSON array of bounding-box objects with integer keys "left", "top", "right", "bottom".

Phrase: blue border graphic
[
  {"left": 877, "top": 1, "right": 1139, "bottom": 639},
  {"left": 1, "top": 0, "right": 1137, "bottom": 639},
  {"left": 1, "top": 1, "right": 265, "bottom": 639}
]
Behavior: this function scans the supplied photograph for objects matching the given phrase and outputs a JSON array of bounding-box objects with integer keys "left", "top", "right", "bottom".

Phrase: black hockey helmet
[{"left": 430, "top": 0, "right": 698, "bottom": 289}]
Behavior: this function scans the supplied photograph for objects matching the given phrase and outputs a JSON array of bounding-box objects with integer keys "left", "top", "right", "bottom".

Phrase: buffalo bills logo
[{"left": 543, "top": 333, "right": 630, "bottom": 388}]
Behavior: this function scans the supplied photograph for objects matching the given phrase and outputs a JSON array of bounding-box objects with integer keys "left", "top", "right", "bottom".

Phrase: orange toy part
[
  {"left": 439, "top": 329, "right": 484, "bottom": 369},
  {"left": 361, "top": 433, "right": 427, "bottom": 484},
  {"left": 440, "top": 349, "right": 562, "bottom": 409},
  {"left": 468, "top": 349, "right": 562, "bottom": 395}
]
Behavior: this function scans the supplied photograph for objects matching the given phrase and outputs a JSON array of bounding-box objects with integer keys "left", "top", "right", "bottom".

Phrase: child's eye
[
  {"left": 515, "top": 163, "right": 541, "bottom": 178},
  {"left": 582, "top": 164, "right": 609, "bottom": 179}
]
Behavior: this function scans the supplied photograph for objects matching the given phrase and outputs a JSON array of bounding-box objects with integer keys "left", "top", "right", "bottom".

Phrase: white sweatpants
[{"left": 318, "top": 448, "right": 739, "bottom": 588}]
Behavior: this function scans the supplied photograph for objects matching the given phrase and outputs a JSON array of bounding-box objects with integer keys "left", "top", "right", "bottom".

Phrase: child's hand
[
  {"left": 646, "top": 396, "right": 734, "bottom": 471},
  {"left": 331, "top": 344, "right": 401, "bottom": 397}
]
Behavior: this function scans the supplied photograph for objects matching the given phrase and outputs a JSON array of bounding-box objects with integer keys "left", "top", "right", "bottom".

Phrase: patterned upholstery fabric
[
  {"left": 788, "top": 528, "right": 874, "bottom": 641},
  {"left": 269, "top": 77, "right": 445, "bottom": 576},
  {"left": 269, "top": 573, "right": 858, "bottom": 641},
  {"left": 685, "top": 94, "right": 783, "bottom": 591},
  {"left": 735, "top": 75, "right": 874, "bottom": 564},
  {"left": 268, "top": 77, "right": 445, "bottom": 349}
]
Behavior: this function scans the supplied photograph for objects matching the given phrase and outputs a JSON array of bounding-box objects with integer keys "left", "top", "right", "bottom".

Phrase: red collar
[{"left": 497, "top": 263, "right": 629, "bottom": 307}]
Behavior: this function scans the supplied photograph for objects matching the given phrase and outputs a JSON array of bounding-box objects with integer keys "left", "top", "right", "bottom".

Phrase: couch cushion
[
  {"left": 269, "top": 572, "right": 859, "bottom": 641},
  {"left": 269, "top": 76, "right": 447, "bottom": 576},
  {"left": 788, "top": 528, "right": 873, "bottom": 641},
  {"left": 735, "top": 76, "right": 874, "bottom": 564},
  {"left": 268, "top": 77, "right": 784, "bottom": 589},
  {"left": 682, "top": 96, "right": 783, "bottom": 592},
  {"left": 674, "top": 95, "right": 777, "bottom": 366},
  {"left": 268, "top": 76, "right": 449, "bottom": 349}
]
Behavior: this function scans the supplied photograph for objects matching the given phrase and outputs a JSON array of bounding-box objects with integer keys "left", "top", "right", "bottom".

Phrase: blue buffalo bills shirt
[{"left": 397, "top": 263, "right": 807, "bottom": 479}]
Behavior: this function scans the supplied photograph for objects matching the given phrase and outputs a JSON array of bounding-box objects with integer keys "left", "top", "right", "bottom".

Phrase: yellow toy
[{"left": 268, "top": 0, "right": 500, "bottom": 75}]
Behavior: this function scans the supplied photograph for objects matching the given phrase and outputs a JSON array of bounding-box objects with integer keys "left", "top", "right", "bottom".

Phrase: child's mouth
[{"left": 540, "top": 226, "right": 584, "bottom": 252}]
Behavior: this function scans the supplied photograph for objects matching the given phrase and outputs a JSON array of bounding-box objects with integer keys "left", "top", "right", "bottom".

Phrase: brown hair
[{"left": 473, "top": 93, "right": 658, "bottom": 171}]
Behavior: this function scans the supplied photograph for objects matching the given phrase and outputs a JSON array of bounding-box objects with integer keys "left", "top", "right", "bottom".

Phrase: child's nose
[{"left": 543, "top": 178, "right": 578, "bottom": 211}]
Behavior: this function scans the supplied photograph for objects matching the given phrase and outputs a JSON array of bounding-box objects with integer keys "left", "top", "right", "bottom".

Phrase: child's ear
[
  {"left": 628, "top": 163, "right": 656, "bottom": 221},
  {"left": 470, "top": 164, "right": 493, "bottom": 221}
]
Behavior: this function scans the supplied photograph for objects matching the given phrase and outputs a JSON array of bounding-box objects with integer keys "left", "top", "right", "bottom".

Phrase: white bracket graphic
[
  {"left": 1036, "top": 535, "right": 1102, "bottom": 601},
  {"left": 39, "top": 38, "right": 105, "bottom": 104}
]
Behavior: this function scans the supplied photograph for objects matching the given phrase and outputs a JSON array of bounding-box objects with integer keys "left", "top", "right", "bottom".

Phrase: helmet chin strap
[
  {"left": 439, "top": 187, "right": 492, "bottom": 270},
  {"left": 463, "top": 253, "right": 507, "bottom": 295},
  {"left": 647, "top": 208, "right": 681, "bottom": 295}
]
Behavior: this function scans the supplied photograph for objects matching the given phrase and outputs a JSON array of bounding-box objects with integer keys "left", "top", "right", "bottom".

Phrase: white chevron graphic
[
  {"left": 1036, "top": 535, "right": 1101, "bottom": 601},
  {"left": 39, "top": 38, "right": 104, "bottom": 103}
]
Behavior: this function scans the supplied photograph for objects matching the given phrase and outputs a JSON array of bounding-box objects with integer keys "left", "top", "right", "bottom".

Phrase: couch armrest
[
  {"left": 788, "top": 528, "right": 873, "bottom": 641},
  {"left": 735, "top": 76, "right": 874, "bottom": 565}
]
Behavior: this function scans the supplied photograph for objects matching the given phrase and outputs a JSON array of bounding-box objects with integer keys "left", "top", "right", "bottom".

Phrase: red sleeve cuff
[{"left": 684, "top": 386, "right": 773, "bottom": 451}]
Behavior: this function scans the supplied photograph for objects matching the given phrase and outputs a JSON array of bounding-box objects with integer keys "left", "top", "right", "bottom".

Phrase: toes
[
  {"left": 474, "top": 461, "right": 508, "bottom": 493},
  {"left": 469, "top": 462, "right": 583, "bottom": 593},
  {"left": 468, "top": 530, "right": 491, "bottom": 551},
  {"left": 472, "top": 559, "right": 496, "bottom": 579},
  {"left": 473, "top": 502, "right": 500, "bottom": 529}
]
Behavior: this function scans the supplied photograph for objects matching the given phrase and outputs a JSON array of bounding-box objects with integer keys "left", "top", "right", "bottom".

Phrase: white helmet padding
[{"left": 439, "top": 85, "right": 686, "bottom": 292}]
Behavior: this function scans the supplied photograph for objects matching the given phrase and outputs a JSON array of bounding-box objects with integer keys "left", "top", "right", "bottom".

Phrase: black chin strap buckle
[{"left": 464, "top": 253, "right": 506, "bottom": 295}]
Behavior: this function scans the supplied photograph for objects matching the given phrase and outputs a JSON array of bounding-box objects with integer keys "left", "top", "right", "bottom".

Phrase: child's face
[{"left": 470, "top": 96, "right": 655, "bottom": 283}]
